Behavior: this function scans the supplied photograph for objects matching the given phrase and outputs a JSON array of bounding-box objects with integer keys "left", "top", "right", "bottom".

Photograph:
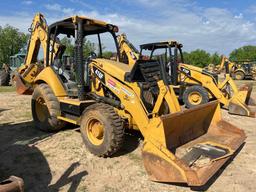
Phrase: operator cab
[
  {"left": 134, "top": 41, "right": 184, "bottom": 86},
  {"left": 46, "top": 16, "right": 120, "bottom": 99}
]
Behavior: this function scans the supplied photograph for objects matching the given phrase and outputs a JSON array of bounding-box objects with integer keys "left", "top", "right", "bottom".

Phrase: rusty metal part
[
  {"left": 13, "top": 74, "right": 33, "bottom": 95},
  {"left": 142, "top": 102, "right": 246, "bottom": 186},
  {"left": 0, "top": 176, "right": 24, "bottom": 192}
]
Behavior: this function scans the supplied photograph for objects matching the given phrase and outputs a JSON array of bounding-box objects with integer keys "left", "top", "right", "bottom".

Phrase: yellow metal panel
[
  {"left": 92, "top": 59, "right": 131, "bottom": 82},
  {"left": 57, "top": 116, "right": 79, "bottom": 125},
  {"left": 34, "top": 67, "right": 67, "bottom": 97}
]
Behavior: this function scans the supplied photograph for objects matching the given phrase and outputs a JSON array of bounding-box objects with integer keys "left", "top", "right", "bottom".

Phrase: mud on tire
[
  {"left": 80, "top": 103, "right": 125, "bottom": 157},
  {"left": 31, "top": 83, "right": 66, "bottom": 132}
]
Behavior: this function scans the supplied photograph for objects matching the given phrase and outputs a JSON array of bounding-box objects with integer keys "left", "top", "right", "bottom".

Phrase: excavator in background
[
  {"left": 14, "top": 13, "right": 246, "bottom": 187},
  {"left": 117, "top": 36, "right": 255, "bottom": 117}
]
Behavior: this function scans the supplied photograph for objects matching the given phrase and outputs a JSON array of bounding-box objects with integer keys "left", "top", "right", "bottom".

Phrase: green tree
[
  {"left": 60, "top": 37, "right": 96, "bottom": 58},
  {"left": 229, "top": 45, "right": 256, "bottom": 61},
  {"left": 83, "top": 39, "right": 96, "bottom": 57},
  {"left": 210, "top": 52, "right": 221, "bottom": 65},
  {"left": 60, "top": 37, "right": 74, "bottom": 56},
  {"left": 183, "top": 49, "right": 211, "bottom": 67},
  {"left": 0, "top": 25, "right": 29, "bottom": 66},
  {"left": 102, "top": 51, "right": 113, "bottom": 59}
]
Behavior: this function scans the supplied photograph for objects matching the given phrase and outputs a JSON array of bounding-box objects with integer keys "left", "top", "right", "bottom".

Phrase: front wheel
[
  {"left": 183, "top": 85, "right": 209, "bottom": 108},
  {"left": 31, "top": 83, "right": 66, "bottom": 132},
  {"left": 80, "top": 103, "right": 125, "bottom": 157}
]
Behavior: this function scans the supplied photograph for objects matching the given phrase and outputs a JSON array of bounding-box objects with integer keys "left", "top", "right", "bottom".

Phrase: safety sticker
[
  {"left": 107, "top": 79, "right": 120, "bottom": 94},
  {"left": 121, "top": 87, "right": 134, "bottom": 98}
]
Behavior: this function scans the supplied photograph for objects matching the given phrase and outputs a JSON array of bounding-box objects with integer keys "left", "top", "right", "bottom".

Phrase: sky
[{"left": 0, "top": 0, "right": 256, "bottom": 55}]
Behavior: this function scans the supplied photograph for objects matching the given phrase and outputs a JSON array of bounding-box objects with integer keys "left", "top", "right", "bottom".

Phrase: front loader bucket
[
  {"left": 142, "top": 101, "right": 246, "bottom": 186},
  {"left": 13, "top": 74, "right": 33, "bottom": 95},
  {"left": 229, "top": 83, "right": 256, "bottom": 117}
]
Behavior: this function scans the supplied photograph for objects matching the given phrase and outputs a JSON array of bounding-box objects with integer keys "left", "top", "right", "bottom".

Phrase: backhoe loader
[
  {"left": 14, "top": 13, "right": 246, "bottom": 187},
  {"left": 117, "top": 37, "right": 255, "bottom": 117},
  {"left": 205, "top": 56, "right": 256, "bottom": 80},
  {"left": 231, "top": 61, "right": 256, "bottom": 80}
]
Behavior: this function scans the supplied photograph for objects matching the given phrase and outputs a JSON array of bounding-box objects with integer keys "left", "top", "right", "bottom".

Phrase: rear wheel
[
  {"left": 0, "top": 69, "right": 10, "bottom": 86},
  {"left": 80, "top": 103, "right": 125, "bottom": 157},
  {"left": 234, "top": 71, "right": 245, "bottom": 80},
  {"left": 183, "top": 85, "right": 209, "bottom": 108},
  {"left": 31, "top": 83, "right": 65, "bottom": 132}
]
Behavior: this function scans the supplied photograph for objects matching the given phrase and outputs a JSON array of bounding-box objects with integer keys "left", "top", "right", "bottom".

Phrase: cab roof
[
  {"left": 140, "top": 41, "right": 183, "bottom": 50},
  {"left": 48, "top": 15, "right": 118, "bottom": 36}
]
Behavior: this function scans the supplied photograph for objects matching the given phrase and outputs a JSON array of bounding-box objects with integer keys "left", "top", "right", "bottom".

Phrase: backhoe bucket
[
  {"left": 229, "top": 83, "right": 256, "bottom": 117},
  {"left": 142, "top": 101, "right": 246, "bottom": 186},
  {"left": 13, "top": 74, "right": 33, "bottom": 95}
]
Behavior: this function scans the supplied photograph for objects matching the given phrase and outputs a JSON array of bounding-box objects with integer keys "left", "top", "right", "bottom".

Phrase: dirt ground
[{"left": 0, "top": 80, "right": 255, "bottom": 192}]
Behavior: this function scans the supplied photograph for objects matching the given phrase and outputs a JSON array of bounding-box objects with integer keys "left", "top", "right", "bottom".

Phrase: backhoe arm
[
  {"left": 117, "top": 33, "right": 139, "bottom": 67},
  {"left": 15, "top": 13, "right": 64, "bottom": 94}
]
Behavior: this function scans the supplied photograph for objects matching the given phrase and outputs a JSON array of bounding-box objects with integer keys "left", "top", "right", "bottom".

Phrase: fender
[{"left": 34, "top": 66, "right": 67, "bottom": 97}]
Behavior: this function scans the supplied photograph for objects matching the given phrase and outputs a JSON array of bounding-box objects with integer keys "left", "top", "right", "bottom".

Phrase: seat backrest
[{"left": 125, "top": 60, "right": 161, "bottom": 84}]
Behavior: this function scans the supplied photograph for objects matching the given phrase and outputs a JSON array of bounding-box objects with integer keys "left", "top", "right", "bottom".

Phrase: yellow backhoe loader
[
  {"left": 205, "top": 56, "right": 256, "bottom": 80},
  {"left": 231, "top": 60, "right": 256, "bottom": 80},
  {"left": 14, "top": 13, "right": 245, "bottom": 187},
  {"left": 117, "top": 36, "right": 255, "bottom": 117}
]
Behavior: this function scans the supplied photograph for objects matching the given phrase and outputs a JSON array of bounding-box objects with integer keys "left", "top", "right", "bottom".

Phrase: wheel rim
[
  {"left": 86, "top": 118, "right": 104, "bottom": 145},
  {"left": 236, "top": 73, "right": 242, "bottom": 80},
  {"left": 188, "top": 91, "right": 202, "bottom": 105},
  {"left": 35, "top": 97, "right": 49, "bottom": 122}
]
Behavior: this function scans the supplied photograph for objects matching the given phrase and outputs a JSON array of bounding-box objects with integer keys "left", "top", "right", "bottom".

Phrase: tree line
[{"left": 1, "top": 25, "right": 256, "bottom": 68}]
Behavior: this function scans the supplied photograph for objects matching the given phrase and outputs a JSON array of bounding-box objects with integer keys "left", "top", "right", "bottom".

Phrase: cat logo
[
  {"left": 180, "top": 67, "right": 191, "bottom": 76},
  {"left": 93, "top": 66, "right": 105, "bottom": 83}
]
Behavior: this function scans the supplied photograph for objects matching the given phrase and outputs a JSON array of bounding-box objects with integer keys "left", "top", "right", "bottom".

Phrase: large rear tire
[
  {"left": 0, "top": 69, "right": 10, "bottom": 86},
  {"left": 80, "top": 103, "right": 125, "bottom": 157},
  {"left": 234, "top": 71, "right": 245, "bottom": 80},
  {"left": 183, "top": 85, "right": 209, "bottom": 108},
  {"left": 31, "top": 83, "right": 65, "bottom": 132}
]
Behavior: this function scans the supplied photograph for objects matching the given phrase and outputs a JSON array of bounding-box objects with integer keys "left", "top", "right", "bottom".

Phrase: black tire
[
  {"left": 80, "top": 103, "right": 125, "bottom": 157},
  {"left": 0, "top": 69, "right": 10, "bottom": 86},
  {"left": 31, "top": 83, "right": 66, "bottom": 132},
  {"left": 234, "top": 71, "right": 245, "bottom": 80},
  {"left": 183, "top": 85, "right": 209, "bottom": 108}
]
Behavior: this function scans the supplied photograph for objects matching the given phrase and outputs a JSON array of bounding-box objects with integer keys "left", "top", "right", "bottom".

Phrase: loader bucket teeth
[{"left": 142, "top": 101, "right": 246, "bottom": 186}]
